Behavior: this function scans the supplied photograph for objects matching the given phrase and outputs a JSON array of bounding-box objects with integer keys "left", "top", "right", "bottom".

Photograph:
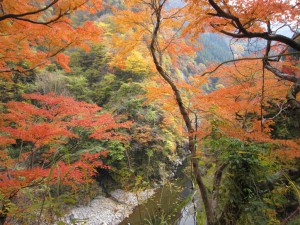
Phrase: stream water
[{"left": 120, "top": 170, "right": 201, "bottom": 225}]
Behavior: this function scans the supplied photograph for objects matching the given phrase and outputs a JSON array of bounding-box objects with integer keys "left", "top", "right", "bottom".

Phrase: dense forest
[{"left": 0, "top": 0, "right": 299, "bottom": 225}]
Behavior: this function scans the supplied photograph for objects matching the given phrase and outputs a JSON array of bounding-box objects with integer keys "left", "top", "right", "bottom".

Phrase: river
[{"left": 120, "top": 170, "right": 202, "bottom": 225}]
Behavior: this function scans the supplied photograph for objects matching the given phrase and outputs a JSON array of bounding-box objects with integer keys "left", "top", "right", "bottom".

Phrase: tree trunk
[
  {"left": 0, "top": 206, "right": 7, "bottom": 225},
  {"left": 0, "top": 217, "right": 6, "bottom": 225},
  {"left": 148, "top": 4, "right": 215, "bottom": 224}
]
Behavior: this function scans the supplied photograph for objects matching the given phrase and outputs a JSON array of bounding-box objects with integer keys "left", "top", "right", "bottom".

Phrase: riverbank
[
  {"left": 120, "top": 179, "right": 196, "bottom": 225},
  {"left": 58, "top": 189, "right": 156, "bottom": 225}
]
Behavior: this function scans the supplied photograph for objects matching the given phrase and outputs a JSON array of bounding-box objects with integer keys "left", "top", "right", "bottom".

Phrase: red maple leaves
[{"left": 0, "top": 93, "right": 131, "bottom": 199}]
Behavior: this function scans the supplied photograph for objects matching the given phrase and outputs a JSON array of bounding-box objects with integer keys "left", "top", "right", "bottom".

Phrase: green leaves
[{"left": 107, "top": 141, "right": 126, "bottom": 161}]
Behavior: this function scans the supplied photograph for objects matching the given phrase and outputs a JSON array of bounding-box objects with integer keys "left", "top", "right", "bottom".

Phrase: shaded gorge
[{"left": 120, "top": 165, "right": 202, "bottom": 225}]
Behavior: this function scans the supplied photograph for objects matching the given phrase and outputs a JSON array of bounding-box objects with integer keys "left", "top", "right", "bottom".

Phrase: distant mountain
[{"left": 196, "top": 33, "right": 232, "bottom": 65}]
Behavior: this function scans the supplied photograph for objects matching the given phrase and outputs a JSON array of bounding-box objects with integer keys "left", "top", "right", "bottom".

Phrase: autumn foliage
[
  {"left": 0, "top": 93, "right": 131, "bottom": 221},
  {"left": 109, "top": 1, "right": 299, "bottom": 224},
  {"left": 0, "top": 0, "right": 299, "bottom": 224},
  {"left": 0, "top": 0, "right": 102, "bottom": 75}
]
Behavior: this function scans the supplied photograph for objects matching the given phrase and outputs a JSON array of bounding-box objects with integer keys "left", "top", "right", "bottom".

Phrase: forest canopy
[{"left": 0, "top": 0, "right": 299, "bottom": 224}]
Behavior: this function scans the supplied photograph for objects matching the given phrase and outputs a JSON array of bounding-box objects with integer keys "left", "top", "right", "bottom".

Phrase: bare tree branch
[
  {"left": 149, "top": 1, "right": 215, "bottom": 224},
  {"left": 207, "top": 0, "right": 300, "bottom": 51},
  {"left": 0, "top": 0, "right": 59, "bottom": 22},
  {"left": 201, "top": 52, "right": 300, "bottom": 77},
  {"left": 0, "top": 41, "right": 73, "bottom": 74},
  {"left": 264, "top": 61, "right": 300, "bottom": 84},
  {"left": 0, "top": 0, "right": 89, "bottom": 25}
]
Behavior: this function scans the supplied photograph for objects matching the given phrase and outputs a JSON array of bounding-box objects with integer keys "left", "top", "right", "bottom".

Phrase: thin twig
[{"left": 201, "top": 52, "right": 300, "bottom": 76}]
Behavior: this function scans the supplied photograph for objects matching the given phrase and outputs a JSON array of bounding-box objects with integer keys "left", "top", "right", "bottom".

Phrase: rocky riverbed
[{"left": 58, "top": 189, "right": 156, "bottom": 225}]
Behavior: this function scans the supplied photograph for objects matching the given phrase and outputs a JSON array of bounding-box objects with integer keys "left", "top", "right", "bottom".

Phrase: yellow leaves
[
  {"left": 104, "top": 0, "right": 197, "bottom": 71},
  {"left": 102, "top": 0, "right": 299, "bottom": 159},
  {"left": 100, "top": 10, "right": 150, "bottom": 68},
  {"left": 124, "top": 51, "right": 153, "bottom": 75}
]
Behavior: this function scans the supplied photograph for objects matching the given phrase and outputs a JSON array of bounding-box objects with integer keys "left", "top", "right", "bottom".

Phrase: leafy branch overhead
[
  {"left": 0, "top": 0, "right": 299, "bottom": 225},
  {"left": 110, "top": 1, "right": 300, "bottom": 224},
  {"left": 0, "top": 0, "right": 102, "bottom": 74}
]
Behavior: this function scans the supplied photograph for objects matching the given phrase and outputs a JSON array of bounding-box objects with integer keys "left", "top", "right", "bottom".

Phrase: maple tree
[
  {"left": 186, "top": 0, "right": 300, "bottom": 125},
  {"left": 183, "top": 1, "right": 300, "bottom": 222},
  {"left": 186, "top": 1, "right": 299, "bottom": 47},
  {"left": 110, "top": 0, "right": 300, "bottom": 224},
  {"left": 0, "top": 0, "right": 102, "bottom": 76},
  {"left": 196, "top": 60, "right": 300, "bottom": 224},
  {"left": 0, "top": 0, "right": 298, "bottom": 223},
  {"left": 184, "top": 0, "right": 300, "bottom": 158},
  {"left": 110, "top": 1, "right": 219, "bottom": 224},
  {"left": 52, "top": 42, "right": 182, "bottom": 190},
  {"left": 0, "top": 93, "right": 131, "bottom": 224}
]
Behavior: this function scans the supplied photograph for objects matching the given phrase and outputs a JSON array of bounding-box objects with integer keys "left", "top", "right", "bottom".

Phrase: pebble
[{"left": 57, "top": 189, "right": 156, "bottom": 225}]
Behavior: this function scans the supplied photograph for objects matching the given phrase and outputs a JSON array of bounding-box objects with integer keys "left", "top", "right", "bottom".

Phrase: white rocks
[
  {"left": 58, "top": 189, "right": 156, "bottom": 225},
  {"left": 110, "top": 189, "right": 155, "bottom": 205}
]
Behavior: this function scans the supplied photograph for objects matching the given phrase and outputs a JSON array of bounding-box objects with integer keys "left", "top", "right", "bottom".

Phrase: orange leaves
[
  {"left": 186, "top": 0, "right": 299, "bottom": 36},
  {"left": 0, "top": 0, "right": 102, "bottom": 75},
  {"left": 278, "top": 140, "right": 300, "bottom": 158},
  {"left": 106, "top": 0, "right": 197, "bottom": 70},
  {"left": 54, "top": 53, "right": 71, "bottom": 72},
  {"left": 49, "top": 156, "right": 110, "bottom": 187},
  {"left": 0, "top": 136, "right": 16, "bottom": 146},
  {"left": 1, "top": 92, "right": 131, "bottom": 146},
  {"left": 0, "top": 154, "right": 108, "bottom": 197},
  {"left": 0, "top": 167, "right": 48, "bottom": 196},
  {"left": 190, "top": 59, "right": 300, "bottom": 158},
  {"left": 2, "top": 124, "right": 76, "bottom": 148},
  {"left": 199, "top": 60, "right": 289, "bottom": 116},
  {"left": 0, "top": 150, "right": 15, "bottom": 169},
  {"left": 105, "top": 8, "right": 152, "bottom": 68},
  {"left": 0, "top": 93, "right": 131, "bottom": 201},
  {"left": 22, "top": 92, "right": 102, "bottom": 119},
  {"left": 88, "top": 114, "right": 132, "bottom": 141}
]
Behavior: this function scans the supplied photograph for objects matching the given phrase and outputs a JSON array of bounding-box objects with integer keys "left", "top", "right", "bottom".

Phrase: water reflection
[
  {"left": 179, "top": 201, "right": 197, "bottom": 225},
  {"left": 120, "top": 177, "right": 201, "bottom": 225}
]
